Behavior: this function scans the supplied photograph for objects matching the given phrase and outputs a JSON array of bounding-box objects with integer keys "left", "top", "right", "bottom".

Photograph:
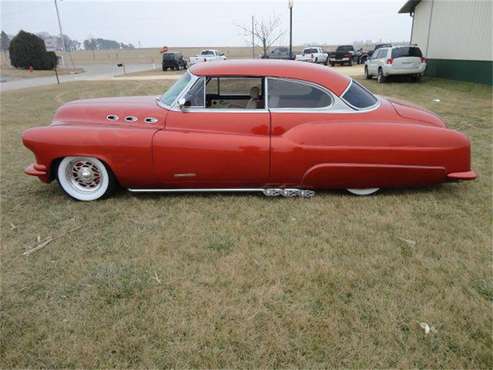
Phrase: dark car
[
  {"left": 359, "top": 43, "right": 392, "bottom": 64},
  {"left": 263, "top": 47, "right": 294, "bottom": 60},
  {"left": 162, "top": 52, "right": 187, "bottom": 71},
  {"left": 328, "top": 45, "right": 356, "bottom": 66}
]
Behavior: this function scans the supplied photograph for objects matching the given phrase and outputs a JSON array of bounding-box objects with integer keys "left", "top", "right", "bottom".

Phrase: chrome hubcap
[{"left": 68, "top": 160, "right": 101, "bottom": 191}]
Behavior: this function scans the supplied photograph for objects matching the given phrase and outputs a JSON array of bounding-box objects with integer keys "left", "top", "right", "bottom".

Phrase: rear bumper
[
  {"left": 384, "top": 64, "right": 426, "bottom": 76},
  {"left": 447, "top": 170, "right": 477, "bottom": 181}
]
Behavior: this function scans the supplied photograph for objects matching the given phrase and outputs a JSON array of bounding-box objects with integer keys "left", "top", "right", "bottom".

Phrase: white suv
[{"left": 364, "top": 45, "right": 426, "bottom": 83}]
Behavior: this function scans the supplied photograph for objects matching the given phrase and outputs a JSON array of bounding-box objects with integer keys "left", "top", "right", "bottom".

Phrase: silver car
[{"left": 364, "top": 45, "right": 427, "bottom": 83}]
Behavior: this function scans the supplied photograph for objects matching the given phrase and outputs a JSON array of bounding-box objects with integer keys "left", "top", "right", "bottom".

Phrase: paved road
[{"left": 0, "top": 63, "right": 155, "bottom": 92}]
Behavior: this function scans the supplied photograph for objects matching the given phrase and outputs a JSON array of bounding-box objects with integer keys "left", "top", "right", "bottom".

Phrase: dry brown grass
[{"left": 0, "top": 76, "right": 492, "bottom": 368}]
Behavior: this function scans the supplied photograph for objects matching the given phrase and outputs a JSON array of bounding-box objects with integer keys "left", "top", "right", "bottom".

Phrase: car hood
[
  {"left": 52, "top": 96, "right": 166, "bottom": 126},
  {"left": 385, "top": 97, "right": 446, "bottom": 128}
]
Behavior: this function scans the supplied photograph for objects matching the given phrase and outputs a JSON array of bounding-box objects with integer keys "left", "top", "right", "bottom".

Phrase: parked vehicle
[
  {"left": 359, "top": 43, "right": 392, "bottom": 64},
  {"left": 22, "top": 60, "right": 475, "bottom": 201},
  {"left": 162, "top": 52, "right": 187, "bottom": 71},
  {"left": 295, "top": 47, "right": 328, "bottom": 64},
  {"left": 365, "top": 45, "right": 427, "bottom": 83},
  {"left": 189, "top": 49, "right": 226, "bottom": 65},
  {"left": 328, "top": 45, "right": 356, "bottom": 66},
  {"left": 263, "top": 47, "right": 294, "bottom": 60}
]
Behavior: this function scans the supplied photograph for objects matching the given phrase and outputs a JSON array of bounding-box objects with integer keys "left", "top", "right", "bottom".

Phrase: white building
[{"left": 399, "top": 0, "right": 492, "bottom": 84}]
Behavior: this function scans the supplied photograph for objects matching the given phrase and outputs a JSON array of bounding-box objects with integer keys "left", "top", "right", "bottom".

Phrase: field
[
  {"left": 1, "top": 75, "right": 492, "bottom": 368},
  {"left": 0, "top": 66, "right": 84, "bottom": 80}
]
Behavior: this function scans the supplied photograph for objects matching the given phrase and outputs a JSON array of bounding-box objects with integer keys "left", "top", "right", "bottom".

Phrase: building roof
[
  {"left": 189, "top": 59, "right": 351, "bottom": 96},
  {"left": 399, "top": 0, "right": 421, "bottom": 13}
]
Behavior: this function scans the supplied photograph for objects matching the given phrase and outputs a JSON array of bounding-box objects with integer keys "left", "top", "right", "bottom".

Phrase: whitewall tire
[
  {"left": 57, "top": 156, "right": 114, "bottom": 201},
  {"left": 347, "top": 188, "right": 380, "bottom": 196}
]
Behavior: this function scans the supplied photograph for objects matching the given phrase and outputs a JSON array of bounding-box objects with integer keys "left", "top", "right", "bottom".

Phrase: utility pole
[
  {"left": 251, "top": 16, "right": 255, "bottom": 58},
  {"left": 54, "top": 0, "right": 75, "bottom": 68},
  {"left": 289, "top": 0, "right": 293, "bottom": 59}
]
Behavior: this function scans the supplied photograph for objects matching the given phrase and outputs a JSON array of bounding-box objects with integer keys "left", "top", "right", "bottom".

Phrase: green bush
[{"left": 9, "top": 30, "right": 58, "bottom": 70}]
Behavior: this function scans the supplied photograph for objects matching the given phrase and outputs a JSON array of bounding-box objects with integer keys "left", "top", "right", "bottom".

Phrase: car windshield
[
  {"left": 392, "top": 47, "right": 423, "bottom": 58},
  {"left": 201, "top": 50, "right": 214, "bottom": 55},
  {"left": 163, "top": 53, "right": 176, "bottom": 59},
  {"left": 160, "top": 72, "right": 192, "bottom": 106},
  {"left": 342, "top": 80, "right": 378, "bottom": 109}
]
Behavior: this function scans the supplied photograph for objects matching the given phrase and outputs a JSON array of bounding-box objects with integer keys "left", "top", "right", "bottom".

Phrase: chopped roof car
[{"left": 22, "top": 59, "right": 476, "bottom": 201}]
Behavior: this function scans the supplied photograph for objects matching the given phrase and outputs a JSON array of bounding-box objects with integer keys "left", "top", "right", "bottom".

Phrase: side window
[
  {"left": 267, "top": 78, "right": 332, "bottom": 109},
  {"left": 183, "top": 77, "right": 205, "bottom": 107},
  {"left": 205, "top": 77, "right": 264, "bottom": 109}
]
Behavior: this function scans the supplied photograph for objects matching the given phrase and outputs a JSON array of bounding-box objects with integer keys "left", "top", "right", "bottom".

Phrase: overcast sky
[{"left": 0, "top": 0, "right": 412, "bottom": 47}]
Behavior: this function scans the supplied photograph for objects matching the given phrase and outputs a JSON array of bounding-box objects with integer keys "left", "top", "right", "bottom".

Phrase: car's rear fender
[{"left": 271, "top": 121, "right": 473, "bottom": 188}]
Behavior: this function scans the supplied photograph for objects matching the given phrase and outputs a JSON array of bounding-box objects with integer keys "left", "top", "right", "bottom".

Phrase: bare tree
[{"left": 237, "top": 15, "right": 285, "bottom": 58}]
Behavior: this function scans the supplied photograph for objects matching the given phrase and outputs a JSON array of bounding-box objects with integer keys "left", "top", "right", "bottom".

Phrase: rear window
[
  {"left": 392, "top": 47, "right": 422, "bottom": 58},
  {"left": 304, "top": 48, "right": 318, "bottom": 54},
  {"left": 342, "top": 81, "right": 378, "bottom": 109},
  {"left": 337, "top": 45, "right": 353, "bottom": 52}
]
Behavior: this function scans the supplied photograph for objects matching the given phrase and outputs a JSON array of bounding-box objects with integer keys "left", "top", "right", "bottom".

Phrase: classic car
[{"left": 22, "top": 59, "right": 476, "bottom": 201}]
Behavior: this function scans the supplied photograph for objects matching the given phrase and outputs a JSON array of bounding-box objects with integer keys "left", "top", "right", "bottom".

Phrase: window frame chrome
[{"left": 159, "top": 72, "right": 380, "bottom": 114}]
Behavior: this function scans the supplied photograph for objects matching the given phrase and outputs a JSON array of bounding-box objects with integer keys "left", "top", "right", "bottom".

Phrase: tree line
[{"left": 0, "top": 30, "right": 135, "bottom": 53}]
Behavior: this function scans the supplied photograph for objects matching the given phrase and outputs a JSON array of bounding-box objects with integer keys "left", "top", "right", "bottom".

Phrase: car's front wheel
[
  {"left": 364, "top": 66, "right": 371, "bottom": 79},
  {"left": 57, "top": 157, "right": 116, "bottom": 201}
]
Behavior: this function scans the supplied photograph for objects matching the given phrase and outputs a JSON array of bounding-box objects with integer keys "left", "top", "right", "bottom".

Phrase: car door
[
  {"left": 153, "top": 76, "right": 270, "bottom": 188},
  {"left": 375, "top": 48, "right": 387, "bottom": 71}
]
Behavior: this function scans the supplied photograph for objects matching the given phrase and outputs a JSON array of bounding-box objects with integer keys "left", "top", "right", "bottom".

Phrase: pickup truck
[
  {"left": 295, "top": 47, "right": 328, "bottom": 64},
  {"left": 189, "top": 49, "right": 226, "bottom": 66},
  {"left": 328, "top": 45, "right": 357, "bottom": 66}
]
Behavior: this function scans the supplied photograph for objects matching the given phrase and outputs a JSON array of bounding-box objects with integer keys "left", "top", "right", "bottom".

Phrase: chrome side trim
[
  {"left": 128, "top": 188, "right": 265, "bottom": 193},
  {"left": 128, "top": 188, "right": 315, "bottom": 198}
]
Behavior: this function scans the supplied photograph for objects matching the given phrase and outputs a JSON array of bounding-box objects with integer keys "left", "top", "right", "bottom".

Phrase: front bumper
[
  {"left": 330, "top": 57, "right": 350, "bottom": 62},
  {"left": 25, "top": 163, "right": 50, "bottom": 182}
]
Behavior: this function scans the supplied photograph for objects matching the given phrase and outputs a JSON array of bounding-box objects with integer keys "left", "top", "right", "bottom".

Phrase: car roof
[{"left": 189, "top": 59, "right": 351, "bottom": 96}]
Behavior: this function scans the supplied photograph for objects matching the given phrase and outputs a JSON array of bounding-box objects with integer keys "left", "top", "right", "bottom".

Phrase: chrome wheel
[
  {"left": 347, "top": 188, "right": 380, "bottom": 196},
  {"left": 57, "top": 157, "right": 111, "bottom": 201}
]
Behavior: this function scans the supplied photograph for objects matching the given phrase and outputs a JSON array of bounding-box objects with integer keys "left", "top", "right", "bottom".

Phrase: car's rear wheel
[
  {"left": 329, "top": 62, "right": 335, "bottom": 67},
  {"left": 347, "top": 188, "right": 380, "bottom": 196},
  {"left": 364, "top": 66, "right": 371, "bottom": 79},
  {"left": 377, "top": 68, "right": 386, "bottom": 83},
  {"left": 57, "top": 157, "right": 115, "bottom": 201}
]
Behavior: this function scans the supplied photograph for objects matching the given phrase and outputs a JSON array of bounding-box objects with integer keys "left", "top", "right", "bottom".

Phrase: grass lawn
[
  {"left": 0, "top": 67, "right": 84, "bottom": 80},
  {"left": 1, "top": 76, "right": 491, "bottom": 368}
]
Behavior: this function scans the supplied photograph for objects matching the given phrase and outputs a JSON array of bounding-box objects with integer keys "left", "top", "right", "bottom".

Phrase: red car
[{"left": 23, "top": 60, "right": 476, "bottom": 201}]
